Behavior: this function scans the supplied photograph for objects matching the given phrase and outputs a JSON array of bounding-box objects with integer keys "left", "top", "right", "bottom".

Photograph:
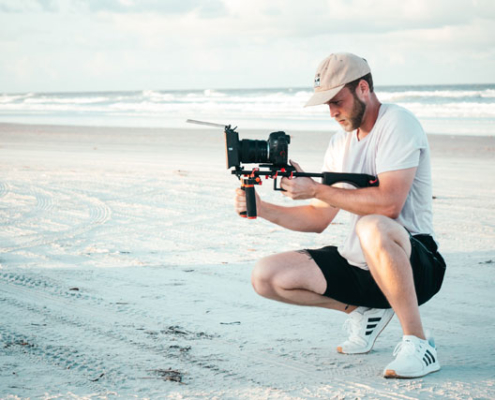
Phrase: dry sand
[{"left": 0, "top": 123, "right": 494, "bottom": 399}]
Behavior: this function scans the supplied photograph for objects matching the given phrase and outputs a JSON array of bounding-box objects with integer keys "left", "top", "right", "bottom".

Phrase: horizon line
[{"left": 2, "top": 82, "right": 495, "bottom": 96}]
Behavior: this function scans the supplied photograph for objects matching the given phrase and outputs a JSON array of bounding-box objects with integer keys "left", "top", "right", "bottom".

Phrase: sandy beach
[{"left": 0, "top": 122, "right": 494, "bottom": 399}]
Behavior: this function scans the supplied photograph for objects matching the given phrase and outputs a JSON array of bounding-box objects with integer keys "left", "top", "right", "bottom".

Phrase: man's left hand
[{"left": 280, "top": 160, "right": 318, "bottom": 200}]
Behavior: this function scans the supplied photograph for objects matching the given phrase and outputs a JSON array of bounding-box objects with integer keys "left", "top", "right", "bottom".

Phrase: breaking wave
[{"left": 1, "top": 84, "right": 494, "bottom": 135}]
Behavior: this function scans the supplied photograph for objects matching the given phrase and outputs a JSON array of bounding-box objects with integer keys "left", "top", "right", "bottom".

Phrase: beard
[{"left": 347, "top": 94, "right": 366, "bottom": 131}]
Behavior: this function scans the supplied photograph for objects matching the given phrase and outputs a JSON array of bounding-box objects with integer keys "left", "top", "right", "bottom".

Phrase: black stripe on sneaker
[
  {"left": 424, "top": 352, "right": 433, "bottom": 364},
  {"left": 366, "top": 324, "right": 378, "bottom": 329},
  {"left": 423, "top": 356, "right": 430, "bottom": 366},
  {"left": 368, "top": 318, "right": 381, "bottom": 322},
  {"left": 426, "top": 350, "right": 436, "bottom": 363},
  {"left": 366, "top": 331, "right": 373, "bottom": 336}
]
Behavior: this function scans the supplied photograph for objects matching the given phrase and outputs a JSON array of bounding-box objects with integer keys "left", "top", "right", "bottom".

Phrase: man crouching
[{"left": 234, "top": 53, "right": 446, "bottom": 378}]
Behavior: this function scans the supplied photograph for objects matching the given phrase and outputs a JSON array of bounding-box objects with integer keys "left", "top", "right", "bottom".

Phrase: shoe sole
[
  {"left": 384, "top": 366, "right": 440, "bottom": 379},
  {"left": 337, "top": 310, "right": 395, "bottom": 355}
]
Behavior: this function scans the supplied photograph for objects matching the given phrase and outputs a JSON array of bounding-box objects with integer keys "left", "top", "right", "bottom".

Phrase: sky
[{"left": 1, "top": 0, "right": 494, "bottom": 93}]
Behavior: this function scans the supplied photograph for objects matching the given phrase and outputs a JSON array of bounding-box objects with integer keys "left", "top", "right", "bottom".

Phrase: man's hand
[
  {"left": 234, "top": 187, "right": 262, "bottom": 217},
  {"left": 280, "top": 160, "right": 318, "bottom": 200}
]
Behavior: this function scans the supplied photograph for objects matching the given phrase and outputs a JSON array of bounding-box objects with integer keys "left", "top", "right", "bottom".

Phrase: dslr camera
[{"left": 225, "top": 128, "right": 291, "bottom": 169}]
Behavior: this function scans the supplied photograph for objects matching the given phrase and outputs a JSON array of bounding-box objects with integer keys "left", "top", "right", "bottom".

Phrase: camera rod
[{"left": 186, "top": 119, "right": 227, "bottom": 128}]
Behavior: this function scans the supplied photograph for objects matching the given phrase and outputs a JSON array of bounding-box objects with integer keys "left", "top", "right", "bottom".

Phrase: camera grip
[
  {"left": 322, "top": 172, "right": 378, "bottom": 188},
  {"left": 241, "top": 178, "right": 257, "bottom": 219}
]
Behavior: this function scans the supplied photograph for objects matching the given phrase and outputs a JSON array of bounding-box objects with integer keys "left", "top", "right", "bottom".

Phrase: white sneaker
[
  {"left": 384, "top": 335, "right": 441, "bottom": 378},
  {"left": 337, "top": 307, "right": 395, "bottom": 354}
]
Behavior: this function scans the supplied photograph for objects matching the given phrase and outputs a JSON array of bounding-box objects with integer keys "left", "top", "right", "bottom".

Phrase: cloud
[
  {"left": 2, "top": 0, "right": 494, "bottom": 36},
  {"left": 0, "top": 0, "right": 228, "bottom": 16},
  {"left": 0, "top": 0, "right": 43, "bottom": 12},
  {"left": 0, "top": 0, "right": 493, "bottom": 92},
  {"left": 85, "top": 0, "right": 227, "bottom": 16}
]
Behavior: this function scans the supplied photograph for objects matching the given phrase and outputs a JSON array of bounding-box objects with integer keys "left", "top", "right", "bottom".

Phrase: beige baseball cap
[{"left": 305, "top": 52, "right": 371, "bottom": 107}]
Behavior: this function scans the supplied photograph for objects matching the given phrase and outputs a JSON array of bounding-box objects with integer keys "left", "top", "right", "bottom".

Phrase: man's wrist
[
  {"left": 257, "top": 199, "right": 266, "bottom": 219},
  {"left": 314, "top": 181, "right": 337, "bottom": 207},
  {"left": 313, "top": 182, "right": 323, "bottom": 200}
]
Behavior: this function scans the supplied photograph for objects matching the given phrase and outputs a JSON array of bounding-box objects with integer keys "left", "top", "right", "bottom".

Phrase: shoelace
[
  {"left": 393, "top": 340, "right": 417, "bottom": 357},
  {"left": 342, "top": 313, "right": 363, "bottom": 340}
]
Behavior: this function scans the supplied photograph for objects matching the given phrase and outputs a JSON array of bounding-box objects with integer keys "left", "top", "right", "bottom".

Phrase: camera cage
[{"left": 185, "top": 119, "right": 379, "bottom": 219}]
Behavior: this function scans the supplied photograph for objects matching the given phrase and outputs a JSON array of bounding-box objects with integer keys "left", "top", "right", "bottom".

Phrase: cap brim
[{"left": 304, "top": 84, "right": 345, "bottom": 107}]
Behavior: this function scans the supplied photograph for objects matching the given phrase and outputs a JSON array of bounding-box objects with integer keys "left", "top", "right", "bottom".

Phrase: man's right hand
[{"left": 234, "top": 187, "right": 262, "bottom": 218}]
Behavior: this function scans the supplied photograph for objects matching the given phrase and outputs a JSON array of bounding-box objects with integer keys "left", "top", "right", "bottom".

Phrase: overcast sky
[{"left": 1, "top": 0, "right": 494, "bottom": 93}]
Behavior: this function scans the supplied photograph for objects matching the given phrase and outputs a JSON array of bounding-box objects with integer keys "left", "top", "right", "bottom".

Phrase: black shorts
[{"left": 305, "top": 234, "right": 446, "bottom": 309}]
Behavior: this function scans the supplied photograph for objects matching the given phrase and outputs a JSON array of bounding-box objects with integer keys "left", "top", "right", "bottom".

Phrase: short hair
[{"left": 344, "top": 73, "right": 374, "bottom": 93}]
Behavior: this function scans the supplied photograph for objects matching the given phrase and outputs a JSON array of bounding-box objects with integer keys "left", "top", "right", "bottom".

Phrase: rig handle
[
  {"left": 241, "top": 178, "right": 258, "bottom": 219},
  {"left": 322, "top": 172, "right": 378, "bottom": 188}
]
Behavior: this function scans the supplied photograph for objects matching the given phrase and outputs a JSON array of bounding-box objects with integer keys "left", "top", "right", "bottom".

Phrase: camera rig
[{"left": 186, "top": 119, "right": 379, "bottom": 219}]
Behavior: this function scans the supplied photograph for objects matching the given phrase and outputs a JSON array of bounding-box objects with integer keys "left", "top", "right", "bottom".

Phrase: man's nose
[{"left": 329, "top": 104, "right": 339, "bottom": 118}]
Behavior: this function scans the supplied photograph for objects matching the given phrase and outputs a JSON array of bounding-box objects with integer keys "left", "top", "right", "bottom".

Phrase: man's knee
[
  {"left": 251, "top": 256, "right": 279, "bottom": 297},
  {"left": 356, "top": 214, "right": 410, "bottom": 255},
  {"left": 356, "top": 215, "right": 389, "bottom": 247}
]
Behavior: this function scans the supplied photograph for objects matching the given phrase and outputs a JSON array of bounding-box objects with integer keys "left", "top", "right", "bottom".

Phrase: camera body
[{"left": 225, "top": 126, "right": 291, "bottom": 169}]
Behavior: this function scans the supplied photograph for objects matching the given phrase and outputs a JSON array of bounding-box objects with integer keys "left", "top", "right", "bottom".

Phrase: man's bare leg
[
  {"left": 252, "top": 245, "right": 396, "bottom": 356},
  {"left": 251, "top": 250, "right": 355, "bottom": 313},
  {"left": 356, "top": 214, "right": 425, "bottom": 339}
]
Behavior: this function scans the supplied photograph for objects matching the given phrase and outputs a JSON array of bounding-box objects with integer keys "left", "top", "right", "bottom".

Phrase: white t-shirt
[{"left": 322, "top": 103, "right": 435, "bottom": 270}]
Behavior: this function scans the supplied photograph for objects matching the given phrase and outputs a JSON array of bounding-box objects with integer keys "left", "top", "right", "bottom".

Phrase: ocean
[{"left": 1, "top": 84, "right": 494, "bottom": 136}]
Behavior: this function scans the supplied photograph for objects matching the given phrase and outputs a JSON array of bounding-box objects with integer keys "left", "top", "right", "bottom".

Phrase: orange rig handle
[{"left": 240, "top": 177, "right": 261, "bottom": 219}]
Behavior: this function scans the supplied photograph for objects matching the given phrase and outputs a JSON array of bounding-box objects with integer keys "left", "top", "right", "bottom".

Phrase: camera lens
[{"left": 240, "top": 139, "right": 269, "bottom": 164}]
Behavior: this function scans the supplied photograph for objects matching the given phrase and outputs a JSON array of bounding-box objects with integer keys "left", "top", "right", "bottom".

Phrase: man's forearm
[
  {"left": 304, "top": 168, "right": 418, "bottom": 219},
  {"left": 314, "top": 183, "right": 399, "bottom": 218},
  {"left": 259, "top": 201, "right": 337, "bottom": 233}
]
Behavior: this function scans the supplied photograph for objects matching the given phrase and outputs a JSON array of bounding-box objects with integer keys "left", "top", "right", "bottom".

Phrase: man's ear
[
  {"left": 357, "top": 79, "right": 370, "bottom": 100},
  {"left": 358, "top": 79, "right": 369, "bottom": 95}
]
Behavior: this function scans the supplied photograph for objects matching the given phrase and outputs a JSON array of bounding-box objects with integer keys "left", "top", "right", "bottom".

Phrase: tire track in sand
[
  {"left": 0, "top": 184, "right": 55, "bottom": 226},
  {"left": 0, "top": 271, "right": 428, "bottom": 398},
  {"left": 0, "top": 272, "right": 230, "bottom": 392},
  {"left": 0, "top": 181, "right": 8, "bottom": 198},
  {"left": 1, "top": 185, "right": 111, "bottom": 253}
]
